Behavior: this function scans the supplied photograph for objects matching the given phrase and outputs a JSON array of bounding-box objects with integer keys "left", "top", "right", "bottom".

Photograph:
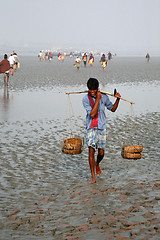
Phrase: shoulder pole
[{"left": 66, "top": 90, "right": 135, "bottom": 104}]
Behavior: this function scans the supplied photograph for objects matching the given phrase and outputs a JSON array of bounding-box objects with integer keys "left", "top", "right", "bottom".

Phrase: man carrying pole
[{"left": 82, "top": 78, "right": 121, "bottom": 183}]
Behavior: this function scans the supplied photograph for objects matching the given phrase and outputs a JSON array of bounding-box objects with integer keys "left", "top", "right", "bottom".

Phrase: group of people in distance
[
  {"left": 38, "top": 50, "right": 53, "bottom": 61},
  {"left": 74, "top": 52, "right": 113, "bottom": 71},
  {"left": 38, "top": 50, "right": 114, "bottom": 71},
  {"left": 57, "top": 52, "right": 66, "bottom": 62},
  {"left": 0, "top": 52, "right": 20, "bottom": 86},
  {"left": 74, "top": 53, "right": 95, "bottom": 71},
  {"left": 38, "top": 50, "right": 67, "bottom": 62}
]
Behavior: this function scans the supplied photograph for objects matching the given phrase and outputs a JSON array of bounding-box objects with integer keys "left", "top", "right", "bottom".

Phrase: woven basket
[
  {"left": 121, "top": 144, "right": 143, "bottom": 159},
  {"left": 123, "top": 145, "right": 143, "bottom": 153},
  {"left": 62, "top": 137, "right": 83, "bottom": 155}
]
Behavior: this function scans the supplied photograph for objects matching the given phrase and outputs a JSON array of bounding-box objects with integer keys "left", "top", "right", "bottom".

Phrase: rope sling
[
  {"left": 62, "top": 95, "right": 84, "bottom": 155},
  {"left": 121, "top": 104, "right": 143, "bottom": 159}
]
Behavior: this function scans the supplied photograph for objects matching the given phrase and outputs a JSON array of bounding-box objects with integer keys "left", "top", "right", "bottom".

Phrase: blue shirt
[{"left": 82, "top": 93, "right": 113, "bottom": 130}]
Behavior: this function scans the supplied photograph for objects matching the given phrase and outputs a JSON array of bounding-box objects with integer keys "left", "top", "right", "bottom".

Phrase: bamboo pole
[
  {"left": 100, "top": 91, "right": 135, "bottom": 104},
  {"left": 66, "top": 90, "right": 87, "bottom": 95},
  {"left": 66, "top": 90, "right": 135, "bottom": 104}
]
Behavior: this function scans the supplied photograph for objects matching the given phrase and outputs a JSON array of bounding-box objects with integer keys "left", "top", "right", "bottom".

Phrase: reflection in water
[
  {"left": 0, "top": 81, "right": 159, "bottom": 122},
  {"left": 1, "top": 86, "right": 10, "bottom": 121}
]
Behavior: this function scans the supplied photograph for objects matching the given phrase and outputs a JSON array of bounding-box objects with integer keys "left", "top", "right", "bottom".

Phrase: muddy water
[{"left": 0, "top": 56, "right": 160, "bottom": 239}]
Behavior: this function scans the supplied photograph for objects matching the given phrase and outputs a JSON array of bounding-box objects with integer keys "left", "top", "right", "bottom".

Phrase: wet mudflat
[{"left": 0, "top": 56, "right": 160, "bottom": 239}]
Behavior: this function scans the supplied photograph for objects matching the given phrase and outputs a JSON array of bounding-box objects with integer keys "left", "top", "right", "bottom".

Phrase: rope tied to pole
[
  {"left": 62, "top": 94, "right": 84, "bottom": 154},
  {"left": 123, "top": 103, "right": 142, "bottom": 147}
]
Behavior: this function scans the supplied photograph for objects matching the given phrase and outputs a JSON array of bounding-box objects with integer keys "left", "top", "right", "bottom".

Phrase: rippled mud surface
[{"left": 0, "top": 56, "right": 160, "bottom": 239}]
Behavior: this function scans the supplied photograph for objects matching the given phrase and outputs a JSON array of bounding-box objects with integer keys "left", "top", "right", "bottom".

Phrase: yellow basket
[{"left": 62, "top": 137, "right": 83, "bottom": 155}]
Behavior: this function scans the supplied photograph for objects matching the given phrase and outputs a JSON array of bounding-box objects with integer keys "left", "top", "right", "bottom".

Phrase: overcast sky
[{"left": 1, "top": 0, "right": 160, "bottom": 55}]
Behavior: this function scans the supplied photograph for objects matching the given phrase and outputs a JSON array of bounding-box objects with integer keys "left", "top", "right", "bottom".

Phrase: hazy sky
[{"left": 1, "top": 0, "right": 160, "bottom": 55}]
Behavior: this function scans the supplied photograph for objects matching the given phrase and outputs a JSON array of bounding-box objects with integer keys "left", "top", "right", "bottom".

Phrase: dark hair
[
  {"left": 4, "top": 54, "right": 7, "bottom": 59},
  {"left": 87, "top": 78, "right": 99, "bottom": 90}
]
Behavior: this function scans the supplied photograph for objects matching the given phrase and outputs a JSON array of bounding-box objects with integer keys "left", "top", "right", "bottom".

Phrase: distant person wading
[
  {"left": 0, "top": 54, "right": 11, "bottom": 87},
  {"left": 146, "top": 53, "right": 150, "bottom": 63}
]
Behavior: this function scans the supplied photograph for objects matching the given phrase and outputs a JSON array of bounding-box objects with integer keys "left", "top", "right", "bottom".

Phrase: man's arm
[
  {"left": 111, "top": 92, "right": 121, "bottom": 112},
  {"left": 90, "top": 91, "right": 102, "bottom": 118}
]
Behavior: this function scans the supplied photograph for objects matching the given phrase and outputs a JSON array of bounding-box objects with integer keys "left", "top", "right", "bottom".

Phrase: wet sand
[{"left": 0, "top": 56, "right": 160, "bottom": 239}]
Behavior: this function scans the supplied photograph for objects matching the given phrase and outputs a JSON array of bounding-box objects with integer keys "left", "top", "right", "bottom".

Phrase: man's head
[
  {"left": 87, "top": 78, "right": 99, "bottom": 97},
  {"left": 4, "top": 54, "right": 8, "bottom": 59},
  {"left": 87, "top": 78, "right": 99, "bottom": 90}
]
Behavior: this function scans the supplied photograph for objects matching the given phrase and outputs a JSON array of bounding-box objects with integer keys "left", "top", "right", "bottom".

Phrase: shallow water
[{"left": 0, "top": 56, "right": 160, "bottom": 239}]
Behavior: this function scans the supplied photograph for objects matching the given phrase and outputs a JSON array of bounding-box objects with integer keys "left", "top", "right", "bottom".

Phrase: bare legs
[
  {"left": 88, "top": 147, "right": 96, "bottom": 183},
  {"left": 96, "top": 148, "right": 104, "bottom": 176},
  {"left": 3, "top": 73, "right": 9, "bottom": 87},
  {"left": 88, "top": 147, "right": 104, "bottom": 183}
]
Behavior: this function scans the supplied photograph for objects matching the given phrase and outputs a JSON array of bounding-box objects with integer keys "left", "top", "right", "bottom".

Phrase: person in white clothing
[
  {"left": 74, "top": 56, "right": 81, "bottom": 71},
  {"left": 8, "top": 54, "right": 15, "bottom": 75},
  {"left": 13, "top": 52, "right": 20, "bottom": 70}
]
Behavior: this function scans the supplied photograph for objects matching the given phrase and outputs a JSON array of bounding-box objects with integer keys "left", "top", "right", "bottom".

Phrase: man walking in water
[
  {"left": 82, "top": 78, "right": 121, "bottom": 183},
  {"left": 146, "top": 53, "right": 150, "bottom": 63},
  {"left": 82, "top": 53, "right": 87, "bottom": 67},
  {"left": 0, "top": 54, "right": 10, "bottom": 86}
]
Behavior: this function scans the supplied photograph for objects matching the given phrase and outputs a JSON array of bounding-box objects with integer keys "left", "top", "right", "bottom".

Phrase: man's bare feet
[
  {"left": 89, "top": 178, "right": 96, "bottom": 184},
  {"left": 96, "top": 162, "right": 102, "bottom": 176}
]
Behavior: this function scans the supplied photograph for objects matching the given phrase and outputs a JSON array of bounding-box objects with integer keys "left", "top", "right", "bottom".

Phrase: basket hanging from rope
[
  {"left": 62, "top": 95, "right": 83, "bottom": 155},
  {"left": 62, "top": 137, "right": 83, "bottom": 155},
  {"left": 121, "top": 104, "right": 143, "bottom": 159}
]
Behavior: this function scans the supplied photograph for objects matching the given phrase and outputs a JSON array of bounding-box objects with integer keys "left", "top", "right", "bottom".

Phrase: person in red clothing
[
  {"left": 89, "top": 53, "right": 94, "bottom": 66},
  {"left": 0, "top": 54, "right": 10, "bottom": 86}
]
